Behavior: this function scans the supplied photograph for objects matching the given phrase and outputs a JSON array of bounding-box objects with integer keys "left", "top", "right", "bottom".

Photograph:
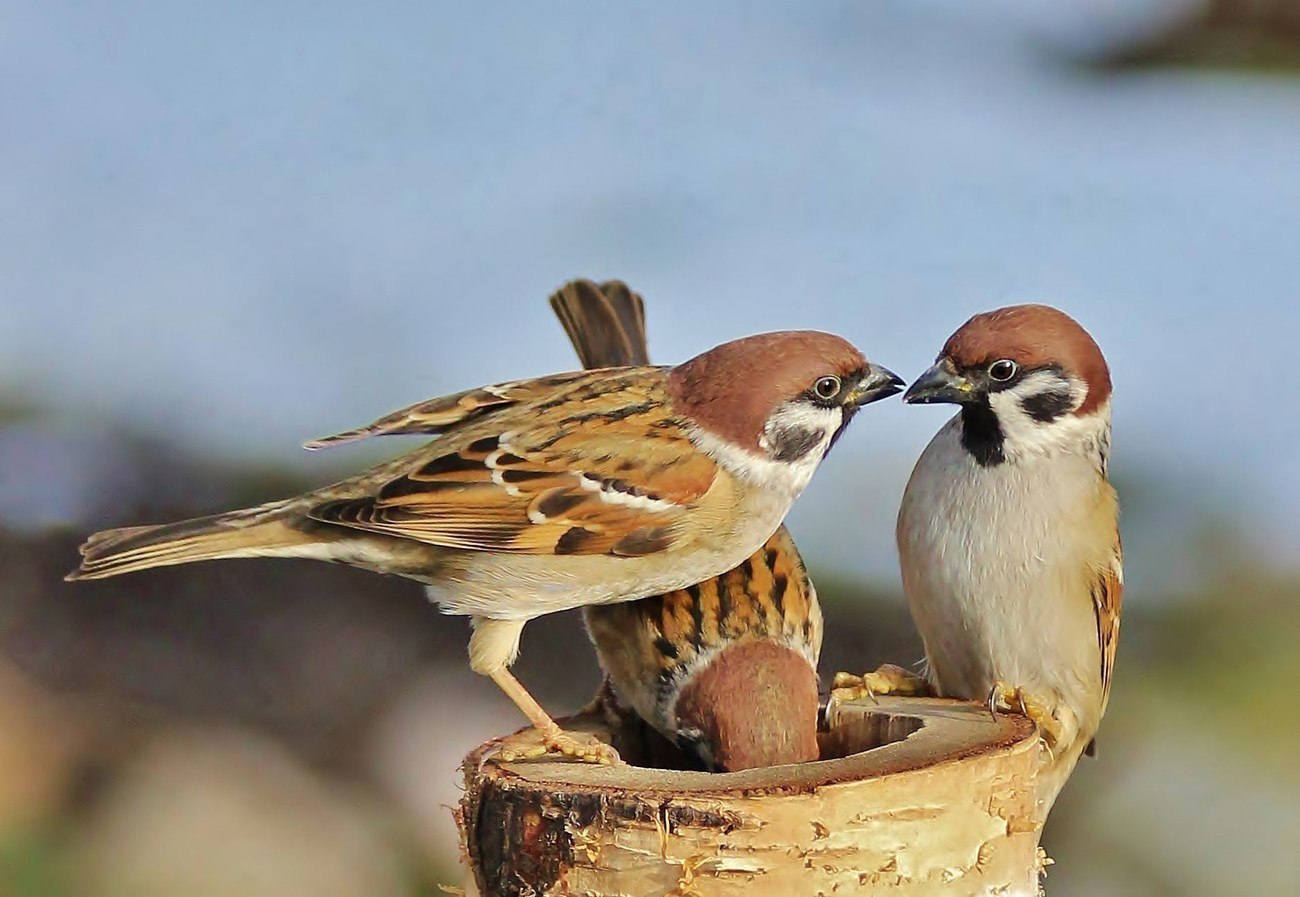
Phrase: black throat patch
[{"left": 960, "top": 402, "right": 1005, "bottom": 467}]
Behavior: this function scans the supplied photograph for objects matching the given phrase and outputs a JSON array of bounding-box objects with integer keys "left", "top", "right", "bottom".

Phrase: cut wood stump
[{"left": 457, "top": 695, "right": 1045, "bottom": 896}]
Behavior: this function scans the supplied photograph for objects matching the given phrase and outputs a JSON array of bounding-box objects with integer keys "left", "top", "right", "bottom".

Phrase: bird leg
[
  {"left": 469, "top": 616, "right": 618, "bottom": 764},
  {"left": 489, "top": 668, "right": 620, "bottom": 765},
  {"left": 831, "top": 664, "right": 932, "bottom": 704},
  {"left": 988, "top": 681, "right": 1064, "bottom": 751}
]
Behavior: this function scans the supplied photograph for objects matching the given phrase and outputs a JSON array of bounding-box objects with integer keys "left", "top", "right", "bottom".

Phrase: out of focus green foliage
[{"left": 0, "top": 827, "right": 68, "bottom": 897}]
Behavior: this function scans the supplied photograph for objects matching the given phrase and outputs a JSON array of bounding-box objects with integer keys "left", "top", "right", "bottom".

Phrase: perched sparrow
[
  {"left": 551, "top": 279, "right": 828, "bottom": 771},
  {"left": 69, "top": 317, "right": 903, "bottom": 763},
  {"left": 888, "top": 304, "right": 1122, "bottom": 816}
]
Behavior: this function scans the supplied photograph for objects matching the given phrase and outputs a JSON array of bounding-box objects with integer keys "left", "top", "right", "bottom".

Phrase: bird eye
[
  {"left": 812, "top": 375, "right": 842, "bottom": 401},
  {"left": 988, "top": 359, "right": 1018, "bottom": 382}
]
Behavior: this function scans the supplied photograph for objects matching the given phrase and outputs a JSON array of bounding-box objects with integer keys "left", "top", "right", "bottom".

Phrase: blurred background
[{"left": 2, "top": 2, "right": 1298, "bottom": 894}]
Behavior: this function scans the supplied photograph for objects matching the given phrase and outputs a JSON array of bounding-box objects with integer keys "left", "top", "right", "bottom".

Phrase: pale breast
[{"left": 898, "top": 417, "right": 1110, "bottom": 710}]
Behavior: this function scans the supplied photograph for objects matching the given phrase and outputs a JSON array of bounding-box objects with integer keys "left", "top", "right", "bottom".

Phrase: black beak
[
  {"left": 903, "top": 359, "right": 977, "bottom": 405},
  {"left": 848, "top": 363, "right": 905, "bottom": 407}
]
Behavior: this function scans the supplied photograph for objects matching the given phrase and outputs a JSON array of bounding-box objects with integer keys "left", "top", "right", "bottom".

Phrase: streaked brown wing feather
[
  {"left": 302, "top": 373, "right": 594, "bottom": 449},
  {"left": 304, "top": 368, "right": 717, "bottom": 555},
  {"left": 1093, "top": 539, "right": 1124, "bottom": 707}
]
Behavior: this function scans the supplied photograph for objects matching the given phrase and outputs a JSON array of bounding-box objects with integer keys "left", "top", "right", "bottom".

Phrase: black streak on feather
[
  {"left": 612, "top": 525, "right": 673, "bottom": 557},
  {"left": 534, "top": 490, "right": 587, "bottom": 518},
  {"left": 654, "top": 635, "right": 680, "bottom": 660},
  {"left": 556, "top": 526, "right": 597, "bottom": 554},
  {"left": 686, "top": 583, "right": 706, "bottom": 650},
  {"left": 565, "top": 401, "right": 656, "bottom": 425},
  {"left": 500, "top": 468, "right": 556, "bottom": 484},
  {"left": 467, "top": 435, "right": 501, "bottom": 454},
  {"left": 413, "top": 453, "right": 484, "bottom": 479}
]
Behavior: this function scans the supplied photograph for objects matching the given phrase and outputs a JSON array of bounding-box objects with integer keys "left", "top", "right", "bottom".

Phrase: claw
[
  {"left": 496, "top": 725, "right": 621, "bottom": 765},
  {"left": 831, "top": 665, "right": 931, "bottom": 707},
  {"left": 987, "top": 681, "right": 1064, "bottom": 749}
]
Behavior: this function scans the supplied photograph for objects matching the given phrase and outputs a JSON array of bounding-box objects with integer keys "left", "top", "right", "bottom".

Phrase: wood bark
[{"left": 457, "top": 695, "right": 1046, "bottom": 896}]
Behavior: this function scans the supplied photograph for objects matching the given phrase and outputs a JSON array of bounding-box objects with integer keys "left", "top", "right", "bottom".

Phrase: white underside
[{"left": 897, "top": 413, "right": 1113, "bottom": 741}]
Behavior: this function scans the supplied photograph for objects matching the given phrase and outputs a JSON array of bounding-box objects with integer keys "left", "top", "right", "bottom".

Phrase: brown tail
[
  {"left": 66, "top": 500, "right": 318, "bottom": 581},
  {"left": 549, "top": 279, "right": 650, "bottom": 369}
]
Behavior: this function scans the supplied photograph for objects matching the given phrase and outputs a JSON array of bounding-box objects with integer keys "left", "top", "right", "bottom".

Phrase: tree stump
[{"left": 456, "top": 695, "right": 1045, "bottom": 896}]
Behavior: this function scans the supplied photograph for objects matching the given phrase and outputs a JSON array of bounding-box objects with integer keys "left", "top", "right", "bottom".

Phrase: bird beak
[
  {"left": 848, "top": 363, "right": 906, "bottom": 407},
  {"left": 903, "top": 359, "right": 976, "bottom": 405}
]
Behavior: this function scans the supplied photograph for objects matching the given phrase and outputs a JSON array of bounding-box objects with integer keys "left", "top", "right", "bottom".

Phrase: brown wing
[
  {"left": 305, "top": 368, "right": 717, "bottom": 556},
  {"left": 302, "top": 373, "right": 594, "bottom": 449},
  {"left": 1093, "top": 538, "right": 1123, "bottom": 709}
]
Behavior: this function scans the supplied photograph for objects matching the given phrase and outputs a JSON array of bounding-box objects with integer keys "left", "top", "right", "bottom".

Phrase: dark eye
[
  {"left": 812, "top": 375, "right": 842, "bottom": 401},
  {"left": 988, "top": 359, "right": 1018, "bottom": 382}
]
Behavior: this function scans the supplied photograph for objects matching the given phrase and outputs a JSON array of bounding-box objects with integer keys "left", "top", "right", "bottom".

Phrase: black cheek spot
[
  {"left": 770, "top": 426, "right": 823, "bottom": 462},
  {"left": 1020, "top": 389, "right": 1075, "bottom": 423}
]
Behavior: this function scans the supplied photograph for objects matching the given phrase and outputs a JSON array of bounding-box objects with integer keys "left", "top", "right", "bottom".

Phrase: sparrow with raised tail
[
  {"left": 550, "top": 279, "right": 828, "bottom": 771},
  {"left": 846, "top": 305, "right": 1121, "bottom": 816},
  {"left": 68, "top": 312, "right": 903, "bottom": 763}
]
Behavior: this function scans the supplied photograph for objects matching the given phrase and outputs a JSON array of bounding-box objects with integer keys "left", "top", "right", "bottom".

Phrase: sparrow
[
  {"left": 551, "top": 279, "right": 827, "bottom": 771},
  {"left": 865, "top": 304, "right": 1121, "bottom": 817},
  {"left": 68, "top": 312, "right": 903, "bottom": 764}
]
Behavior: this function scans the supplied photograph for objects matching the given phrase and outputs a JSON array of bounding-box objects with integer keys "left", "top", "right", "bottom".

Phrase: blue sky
[{"left": 2, "top": 2, "right": 1297, "bottom": 583}]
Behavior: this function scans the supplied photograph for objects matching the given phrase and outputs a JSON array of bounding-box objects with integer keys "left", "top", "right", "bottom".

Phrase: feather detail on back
[
  {"left": 302, "top": 376, "right": 583, "bottom": 449},
  {"left": 301, "top": 369, "right": 718, "bottom": 555}
]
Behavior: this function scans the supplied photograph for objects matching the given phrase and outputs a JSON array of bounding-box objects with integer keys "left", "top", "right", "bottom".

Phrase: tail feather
[
  {"left": 67, "top": 501, "right": 314, "bottom": 581},
  {"left": 549, "top": 279, "right": 650, "bottom": 369}
]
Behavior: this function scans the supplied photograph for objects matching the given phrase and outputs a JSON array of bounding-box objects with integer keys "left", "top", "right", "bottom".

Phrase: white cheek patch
[
  {"left": 1003, "top": 369, "right": 1078, "bottom": 401},
  {"left": 988, "top": 372, "right": 1096, "bottom": 458},
  {"left": 690, "top": 427, "right": 818, "bottom": 498},
  {"left": 686, "top": 400, "right": 841, "bottom": 500},
  {"left": 758, "top": 402, "right": 842, "bottom": 462}
]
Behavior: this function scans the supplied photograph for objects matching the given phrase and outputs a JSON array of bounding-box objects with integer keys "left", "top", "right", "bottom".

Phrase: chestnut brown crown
[
  {"left": 942, "top": 304, "right": 1112, "bottom": 415},
  {"left": 667, "top": 330, "right": 876, "bottom": 450}
]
